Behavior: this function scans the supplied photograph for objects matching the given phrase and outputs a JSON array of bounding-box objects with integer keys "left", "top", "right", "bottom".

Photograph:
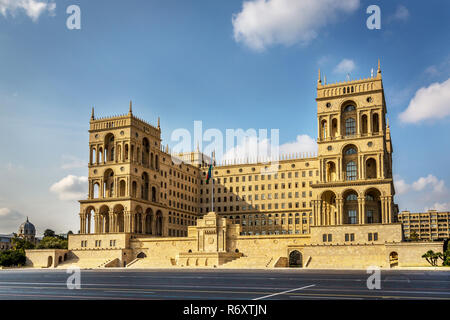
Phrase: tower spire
[
  {"left": 129, "top": 100, "right": 133, "bottom": 115},
  {"left": 157, "top": 116, "right": 160, "bottom": 129},
  {"left": 377, "top": 58, "right": 382, "bottom": 77},
  {"left": 318, "top": 68, "right": 322, "bottom": 84},
  {"left": 91, "top": 107, "right": 95, "bottom": 120}
]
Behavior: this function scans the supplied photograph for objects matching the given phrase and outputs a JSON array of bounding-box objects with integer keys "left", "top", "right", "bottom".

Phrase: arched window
[
  {"left": 345, "top": 118, "right": 356, "bottom": 135},
  {"left": 345, "top": 147, "right": 357, "bottom": 155},
  {"left": 346, "top": 161, "right": 357, "bottom": 180},
  {"left": 346, "top": 193, "right": 357, "bottom": 201},
  {"left": 321, "top": 120, "right": 327, "bottom": 139},
  {"left": 344, "top": 105, "right": 356, "bottom": 112}
]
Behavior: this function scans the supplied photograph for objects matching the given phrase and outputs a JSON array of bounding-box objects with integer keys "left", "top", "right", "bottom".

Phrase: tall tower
[
  {"left": 311, "top": 61, "right": 396, "bottom": 227},
  {"left": 78, "top": 102, "right": 167, "bottom": 236}
]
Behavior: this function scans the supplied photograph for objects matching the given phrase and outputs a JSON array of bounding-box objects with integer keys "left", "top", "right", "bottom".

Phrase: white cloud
[
  {"left": 333, "top": 59, "right": 356, "bottom": 74},
  {"left": 396, "top": 174, "right": 446, "bottom": 195},
  {"left": 392, "top": 5, "right": 410, "bottom": 22},
  {"left": 232, "top": 0, "right": 360, "bottom": 51},
  {"left": 394, "top": 178, "right": 410, "bottom": 195},
  {"left": 428, "top": 202, "right": 450, "bottom": 211},
  {"left": 50, "top": 175, "right": 88, "bottom": 201},
  {"left": 399, "top": 78, "right": 450, "bottom": 123},
  {"left": 61, "top": 155, "right": 86, "bottom": 170},
  {"left": 412, "top": 174, "right": 445, "bottom": 193},
  {"left": 221, "top": 134, "right": 317, "bottom": 163},
  {"left": 0, "top": 0, "right": 56, "bottom": 22}
]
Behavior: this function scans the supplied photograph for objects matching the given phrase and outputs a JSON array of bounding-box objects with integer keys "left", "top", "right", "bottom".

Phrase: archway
[
  {"left": 389, "top": 252, "right": 398, "bottom": 268},
  {"left": 155, "top": 211, "right": 163, "bottom": 236},
  {"left": 47, "top": 256, "right": 53, "bottom": 268},
  {"left": 326, "top": 162, "right": 336, "bottom": 182},
  {"left": 135, "top": 206, "right": 143, "bottom": 233},
  {"left": 343, "top": 144, "right": 358, "bottom": 181},
  {"left": 104, "top": 133, "right": 115, "bottom": 162},
  {"left": 361, "top": 114, "right": 368, "bottom": 134},
  {"left": 141, "top": 173, "right": 149, "bottom": 200},
  {"left": 119, "top": 180, "right": 126, "bottom": 197},
  {"left": 341, "top": 102, "right": 357, "bottom": 136},
  {"left": 365, "top": 188, "right": 382, "bottom": 224},
  {"left": 142, "top": 138, "right": 150, "bottom": 167},
  {"left": 366, "top": 158, "right": 377, "bottom": 179},
  {"left": 99, "top": 205, "right": 110, "bottom": 233},
  {"left": 289, "top": 250, "right": 302, "bottom": 267},
  {"left": 103, "top": 169, "right": 114, "bottom": 198},
  {"left": 113, "top": 204, "right": 125, "bottom": 232},
  {"left": 321, "top": 190, "right": 337, "bottom": 225},
  {"left": 343, "top": 189, "right": 359, "bottom": 224},
  {"left": 85, "top": 206, "right": 95, "bottom": 234},
  {"left": 145, "top": 208, "right": 153, "bottom": 234},
  {"left": 137, "top": 252, "right": 147, "bottom": 259}
]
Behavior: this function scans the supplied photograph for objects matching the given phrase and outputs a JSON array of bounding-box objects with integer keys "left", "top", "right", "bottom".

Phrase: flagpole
[
  {"left": 211, "top": 154, "right": 214, "bottom": 212},
  {"left": 211, "top": 175, "right": 214, "bottom": 212}
]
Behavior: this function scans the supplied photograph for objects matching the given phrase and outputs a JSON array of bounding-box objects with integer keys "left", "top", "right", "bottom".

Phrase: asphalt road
[{"left": 0, "top": 268, "right": 448, "bottom": 300}]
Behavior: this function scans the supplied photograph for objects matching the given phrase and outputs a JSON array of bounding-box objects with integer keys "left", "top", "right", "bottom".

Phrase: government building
[{"left": 26, "top": 62, "right": 444, "bottom": 269}]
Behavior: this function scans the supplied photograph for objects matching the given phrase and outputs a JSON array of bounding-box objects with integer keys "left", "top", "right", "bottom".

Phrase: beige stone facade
[{"left": 25, "top": 64, "right": 446, "bottom": 269}]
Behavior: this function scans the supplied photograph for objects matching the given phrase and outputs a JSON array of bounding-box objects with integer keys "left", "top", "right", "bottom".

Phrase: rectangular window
[{"left": 348, "top": 210, "right": 357, "bottom": 224}]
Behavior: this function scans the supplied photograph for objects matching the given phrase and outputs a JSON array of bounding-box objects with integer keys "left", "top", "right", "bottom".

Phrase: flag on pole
[{"left": 206, "top": 164, "right": 213, "bottom": 183}]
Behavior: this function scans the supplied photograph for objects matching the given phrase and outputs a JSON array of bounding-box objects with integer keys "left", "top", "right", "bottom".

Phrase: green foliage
[
  {"left": 422, "top": 250, "right": 444, "bottom": 266},
  {"left": 43, "top": 229, "right": 56, "bottom": 238},
  {"left": 0, "top": 249, "right": 26, "bottom": 267},
  {"left": 409, "top": 231, "right": 419, "bottom": 241},
  {"left": 11, "top": 237, "right": 35, "bottom": 250},
  {"left": 443, "top": 248, "right": 450, "bottom": 266},
  {"left": 37, "top": 236, "right": 68, "bottom": 249}
]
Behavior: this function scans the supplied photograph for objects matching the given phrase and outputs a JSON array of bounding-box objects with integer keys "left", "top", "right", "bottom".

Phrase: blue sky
[{"left": 0, "top": 0, "right": 449, "bottom": 235}]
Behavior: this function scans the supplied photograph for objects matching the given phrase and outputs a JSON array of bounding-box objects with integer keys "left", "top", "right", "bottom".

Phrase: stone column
[
  {"left": 338, "top": 198, "right": 344, "bottom": 225},
  {"left": 79, "top": 214, "right": 84, "bottom": 234},
  {"left": 131, "top": 213, "right": 135, "bottom": 233},
  {"left": 142, "top": 214, "right": 146, "bottom": 234},
  {"left": 151, "top": 215, "right": 156, "bottom": 235},
  {"left": 361, "top": 198, "right": 366, "bottom": 225},
  {"left": 381, "top": 197, "right": 386, "bottom": 223},
  {"left": 162, "top": 215, "right": 168, "bottom": 237},
  {"left": 388, "top": 196, "right": 392, "bottom": 224}
]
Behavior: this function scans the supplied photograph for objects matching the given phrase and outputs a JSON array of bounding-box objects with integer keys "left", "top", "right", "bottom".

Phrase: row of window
[
  {"left": 201, "top": 170, "right": 318, "bottom": 183},
  {"left": 320, "top": 232, "right": 379, "bottom": 242}
]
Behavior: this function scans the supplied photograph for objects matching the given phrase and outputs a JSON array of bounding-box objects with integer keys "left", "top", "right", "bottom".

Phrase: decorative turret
[
  {"left": 318, "top": 68, "right": 322, "bottom": 85},
  {"left": 377, "top": 59, "right": 382, "bottom": 78},
  {"left": 129, "top": 100, "right": 133, "bottom": 115},
  {"left": 157, "top": 116, "right": 160, "bottom": 130},
  {"left": 91, "top": 107, "right": 95, "bottom": 120}
]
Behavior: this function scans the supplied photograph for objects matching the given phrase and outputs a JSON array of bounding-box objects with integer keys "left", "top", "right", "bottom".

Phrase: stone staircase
[
  {"left": 221, "top": 255, "right": 274, "bottom": 269},
  {"left": 126, "top": 257, "right": 176, "bottom": 268},
  {"left": 55, "top": 258, "right": 112, "bottom": 269}
]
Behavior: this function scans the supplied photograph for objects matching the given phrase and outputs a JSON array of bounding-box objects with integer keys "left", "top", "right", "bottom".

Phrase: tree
[
  {"left": 0, "top": 249, "right": 26, "bottom": 267},
  {"left": 409, "top": 231, "right": 419, "bottom": 241},
  {"left": 11, "top": 237, "right": 35, "bottom": 250},
  {"left": 43, "top": 229, "right": 56, "bottom": 238},
  {"left": 37, "top": 236, "right": 68, "bottom": 249},
  {"left": 422, "top": 250, "right": 442, "bottom": 266}
]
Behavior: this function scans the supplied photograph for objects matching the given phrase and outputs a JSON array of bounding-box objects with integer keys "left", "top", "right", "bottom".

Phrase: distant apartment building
[
  {"left": 398, "top": 210, "right": 450, "bottom": 240},
  {"left": 0, "top": 234, "right": 13, "bottom": 251}
]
